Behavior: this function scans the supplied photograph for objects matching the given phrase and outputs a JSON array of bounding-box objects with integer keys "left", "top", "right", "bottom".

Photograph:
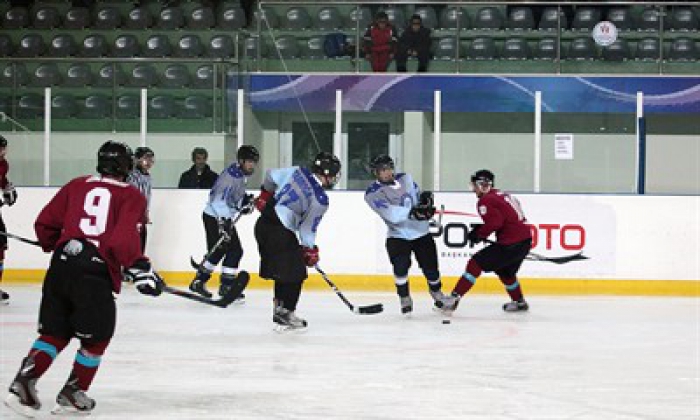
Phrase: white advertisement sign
[{"left": 554, "top": 133, "right": 574, "bottom": 160}]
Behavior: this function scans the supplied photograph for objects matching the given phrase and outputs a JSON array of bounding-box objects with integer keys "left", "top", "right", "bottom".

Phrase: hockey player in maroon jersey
[
  {"left": 0, "top": 134, "right": 18, "bottom": 304},
  {"left": 4, "top": 141, "right": 164, "bottom": 417},
  {"left": 438, "top": 170, "right": 532, "bottom": 314}
]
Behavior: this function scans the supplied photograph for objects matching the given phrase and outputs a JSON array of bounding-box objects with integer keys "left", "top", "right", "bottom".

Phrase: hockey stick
[
  {"left": 314, "top": 265, "right": 383, "bottom": 315},
  {"left": 0, "top": 231, "right": 41, "bottom": 247},
  {"left": 189, "top": 209, "right": 248, "bottom": 270},
  {"left": 161, "top": 271, "right": 249, "bottom": 309},
  {"left": 482, "top": 239, "right": 589, "bottom": 265}
]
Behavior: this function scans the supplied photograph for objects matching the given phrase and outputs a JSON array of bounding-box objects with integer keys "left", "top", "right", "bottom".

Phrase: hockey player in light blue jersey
[
  {"left": 189, "top": 145, "right": 259, "bottom": 301},
  {"left": 364, "top": 154, "right": 449, "bottom": 315},
  {"left": 253, "top": 151, "right": 341, "bottom": 332}
]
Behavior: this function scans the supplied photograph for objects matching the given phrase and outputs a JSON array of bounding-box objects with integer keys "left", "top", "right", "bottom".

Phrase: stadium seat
[
  {"left": 507, "top": 6, "right": 535, "bottom": 31},
  {"left": 143, "top": 35, "right": 171, "bottom": 58},
  {"left": 186, "top": 5, "right": 215, "bottom": 29},
  {"left": 16, "top": 34, "right": 46, "bottom": 58},
  {"left": 95, "top": 63, "right": 126, "bottom": 87},
  {"left": 283, "top": 6, "right": 312, "bottom": 30},
  {"left": 274, "top": 35, "right": 300, "bottom": 59},
  {"left": 382, "top": 6, "right": 406, "bottom": 30},
  {"left": 602, "top": 39, "right": 631, "bottom": 61},
  {"left": 0, "top": 63, "right": 29, "bottom": 87},
  {"left": 93, "top": 5, "right": 121, "bottom": 30},
  {"left": 539, "top": 7, "right": 567, "bottom": 31},
  {"left": 128, "top": 64, "right": 157, "bottom": 88},
  {"left": 180, "top": 95, "right": 212, "bottom": 119},
  {"left": 116, "top": 95, "right": 140, "bottom": 118},
  {"left": 638, "top": 7, "right": 660, "bottom": 31},
  {"left": 473, "top": 6, "right": 503, "bottom": 30},
  {"left": 465, "top": 37, "right": 497, "bottom": 60},
  {"left": 47, "top": 34, "right": 77, "bottom": 57},
  {"left": 65, "top": 63, "right": 93, "bottom": 87},
  {"left": 125, "top": 6, "right": 152, "bottom": 29},
  {"left": 316, "top": 7, "right": 342, "bottom": 31},
  {"left": 0, "top": 35, "right": 13, "bottom": 58},
  {"left": 174, "top": 35, "right": 204, "bottom": 58},
  {"left": 669, "top": 7, "right": 699, "bottom": 31},
  {"left": 534, "top": 37, "right": 558, "bottom": 60},
  {"left": 0, "top": 97, "right": 10, "bottom": 117},
  {"left": 218, "top": 3, "right": 246, "bottom": 30},
  {"left": 607, "top": 8, "right": 634, "bottom": 31},
  {"left": 636, "top": 38, "right": 660, "bottom": 61},
  {"left": 244, "top": 37, "right": 267, "bottom": 59},
  {"left": 413, "top": 6, "right": 438, "bottom": 29},
  {"left": 346, "top": 6, "right": 371, "bottom": 30},
  {"left": 567, "top": 37, "right": 597, "bottom": 60},
  {"left": 502, "top": 38, "right": 531, "bottom": 60},
  {"left": 157, "top": 7, "right": 184, "bottom": 29},
  {"left": 148, "top": 95, "right": 176, "bottom": 119},
  {"left": 80, "top": 34, "right": 108, "bottom": 57},
  {"left": 79, "top": 95, "right": 110, "bottom": 119},
  {"left": 571, "top": 7, "right": 600, "bottom": 32},
  {"left": 433, "top": 37, "right": 458, "bottom": 59},
  {"left": 51, "top": 94, "right": 77, "bottom": 118},
  {"left": 63, "top": 7, "right": 90, "bottom": 29},
  {"left": 160, "top": 64, "right": 190, "bottom": 88},
  {"left": 2, "top": 7, "right": 30, "bottom": 29},
  {"left": 304, "top": 36, "right": 326, "bottom": 59},
  {"left": 191, "top": 65, "right": 214, "bottom": 89},
  {"left": 112, "top": 34, "right": 140, "bottom": 58},
  {"left": 668, "top": 38, "right": 699, "bottom": 61},
  {"left": 207, "top": 35, "right": 234, "bottom": 58},
  {"left": 17, "top": 94, "right": 44, "bottom": 119},
  {"left": 253, "top": 7, "right": 279, "bottom": 29},
  {"left": 33, "top": 63, "right": 62, "bottom": 87},
  {"left": 33, "top": 5, "right": 61, "bottom": 29},
  {"left": 439, "top": 6, "right": 469, "bottom": 30}
]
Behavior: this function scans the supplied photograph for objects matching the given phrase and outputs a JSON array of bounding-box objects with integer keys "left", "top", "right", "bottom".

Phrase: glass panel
[
  {"left": 347, "top": 122, "right": 389, "bottom": 190},
  {"left": 292, "top": 121, "right": 333, "bottom": 167}
]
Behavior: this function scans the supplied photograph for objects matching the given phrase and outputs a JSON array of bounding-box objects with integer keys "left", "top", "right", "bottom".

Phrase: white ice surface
[{"left": 1, "top": 285, "right": 698, "bottom": 420}]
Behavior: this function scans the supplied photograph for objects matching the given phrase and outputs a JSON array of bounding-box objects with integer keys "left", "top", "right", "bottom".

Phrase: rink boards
[{"left": 3, "top": 188, "right": 699, "bottom": 296}]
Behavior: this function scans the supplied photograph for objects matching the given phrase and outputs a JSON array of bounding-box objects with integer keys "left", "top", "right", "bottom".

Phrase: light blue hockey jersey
[
  {"left": 364, "top": 173, "right": 429, "bottom": 240},
  {"left": 203, "top": 163, "right": 250, "bottom": 219},
  {"left": 263, "top": 166, "right": 329, "bottom": 248}
]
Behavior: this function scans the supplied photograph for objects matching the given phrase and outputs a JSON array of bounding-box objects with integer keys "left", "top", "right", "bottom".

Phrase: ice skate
[
  {"left": 429, "top": 289, "right": 448, "bottom": 310},
  {"left": 51, "top": 379, "right": 95, "bottom": 415},
  {"left": 4, "top": 357, "right": 41, "bottom": 418},
  {"left": 218, "top": 284, "right": 245, "bottom": 305},
  {"left": 188, "top": 269, "right": 212, "bottom": 299},
  {"left": 433, "top": 292, "right": 460, "bottom": 315},
  {"left": 503, "top": 299, "right": 529, "bottom": 312},
  {"left": 0, "top": 288, "right": 9, "bottom": 305},
  {"left": 273, "top": 306, "right": 308, "bottom": 333},
  {"left": 399, "top": 295, "right": 413, "bottom": 316}
]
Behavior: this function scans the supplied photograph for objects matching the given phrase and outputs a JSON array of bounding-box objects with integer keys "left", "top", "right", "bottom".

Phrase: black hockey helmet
[
  {"left": 97, "top": 141, "right": 133, "bottom": 178},
  {"left": 0, "top": 134, "right": 7, "bottom": 148},
  {"left": 311, "top": 151, "right": 341, "bottom": 178},
  {"left": 369, "top": 154, "right": 395, "bottom": 173},
  {"left": 237, "top": 145, "right": 260, "bottom": 162},
  {"left": 471, "top": 169, "right": 495, "bottom": 185},
  {"left": 134, "top": 146, "right": 155, "bottom": 159}
]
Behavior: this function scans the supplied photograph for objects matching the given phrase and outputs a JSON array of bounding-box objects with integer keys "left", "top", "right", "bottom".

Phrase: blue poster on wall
[{"left": 237, "top": 74, "right": 700, "bottom": 114}]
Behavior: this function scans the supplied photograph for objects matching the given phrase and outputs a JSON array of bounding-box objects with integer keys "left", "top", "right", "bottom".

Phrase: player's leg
[
  {"left": 413, "top": 233, "right": 449, "bottom": 307},
  {"left": 495, "top": 239, "right": 531, "bottom": 312},
  {"left": 219, "top": 227, "right": 247, "bottom": 303},
  {"left": 189, "top": 213, "right": 222, "bottom": 298},
  {"left": 386, "top": 238, "right": 413, "bottom": 315},
  {"left": 0, "top": 215, "right": 8, "bottom": 304},
  {"left": 439, "top": 244, "right": 501, "bottom": 313},
  {"left": 273, "top": 281, "right": 307, "bottom": 331}
]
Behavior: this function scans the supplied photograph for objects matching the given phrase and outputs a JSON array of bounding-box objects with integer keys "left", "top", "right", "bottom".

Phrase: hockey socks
[
  {"left": 453, "top": 259, "right": 482, "bottom": 297},
  {"left": 274, "top": 281, "right": 303, "bottom": 312},
  {"left": 71, "top": 341, "right": 108, "bottom": 391},
  {"left": 28, "top": 335, "right": 70, "bottom": 378},
  {"left": 499, "top": 276, "right": 524, "bottom": 302}
]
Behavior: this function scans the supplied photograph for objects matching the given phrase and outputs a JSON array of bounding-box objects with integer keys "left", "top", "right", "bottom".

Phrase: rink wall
[{"left": 3, "top": 188, "right": 699, "bottom": 296}]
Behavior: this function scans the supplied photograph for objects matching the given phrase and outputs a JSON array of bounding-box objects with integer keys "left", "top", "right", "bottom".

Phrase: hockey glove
[
  {"left": 124, "top": 260, "right": 164, "bottom": 297},
  {"left": 2, "top": 183, "right": 17, "bottom": 206},
  {"left": 418, "top": 190, "right": 434, "bottom": 207},
  {"left": 301, "top": 246, "right": 320, "bottom": 267},
  {"left": 254, "top": 189, "right": 273, "bottom": 212},
  {"left": 409, "top": 204, "right": 436, "bottom": 221},
  {"left": 240, "top": 193, "right": 255, "bottom": 215},
  {"left": 217, "top": 218, "right": 233, "bottom": 242},
  {"left": 467, "top": 224, "right": 484, "bottom": 247}
]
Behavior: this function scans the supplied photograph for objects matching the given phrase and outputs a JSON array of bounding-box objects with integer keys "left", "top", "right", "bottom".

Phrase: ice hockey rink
[{"left": 1, "top": 285, "right": 698, "bottom": 420}]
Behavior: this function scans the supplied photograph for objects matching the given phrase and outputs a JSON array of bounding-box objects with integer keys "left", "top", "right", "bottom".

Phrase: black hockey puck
[{"left": 442, "top": 319, "right": 451, "bottom": 324}]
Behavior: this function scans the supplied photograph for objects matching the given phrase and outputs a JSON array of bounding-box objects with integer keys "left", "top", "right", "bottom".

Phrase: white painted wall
[{"left": 3, "top": 188, "right": 699, "bottom": 281}]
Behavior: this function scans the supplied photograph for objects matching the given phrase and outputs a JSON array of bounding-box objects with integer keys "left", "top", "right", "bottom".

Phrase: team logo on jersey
[{"left": 479, "top": 205, "right": 487, "bottom": 216}]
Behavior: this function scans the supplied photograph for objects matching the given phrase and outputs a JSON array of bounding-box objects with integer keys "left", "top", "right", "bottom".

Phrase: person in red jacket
[
  {"left": 0, "top": 134, "right": 18, "bottom": 305},
  {"left": 363, "top": 11, "right": 398, "bottom": 72},
  {"left": 4, "top": 141, "right": 163, "bottom": 417},
  {"left": 438, "top": 169, "right": 532, "bottom": 314}
]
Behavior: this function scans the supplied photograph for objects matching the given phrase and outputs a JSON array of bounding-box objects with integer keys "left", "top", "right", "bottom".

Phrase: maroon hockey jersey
[
  {"left": 0, "top": 159, "right": 9, "bottom": 189},
  {"left": 476, "top": 189, "right": 531, "bottom": 245},
  {"left": 35, "top": 175, "right": 147, "bottom": 292}
]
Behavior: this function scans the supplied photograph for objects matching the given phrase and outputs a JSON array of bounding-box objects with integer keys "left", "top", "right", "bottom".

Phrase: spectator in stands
[
  {"left": 396, "top": 14, "right": 432, "bottom": 73},
  {"left": 363, "top": 11, "right": 398, "bottom": 72},
  {"left": 178, "top": 147, "right": 218, "bottom": 189}
]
